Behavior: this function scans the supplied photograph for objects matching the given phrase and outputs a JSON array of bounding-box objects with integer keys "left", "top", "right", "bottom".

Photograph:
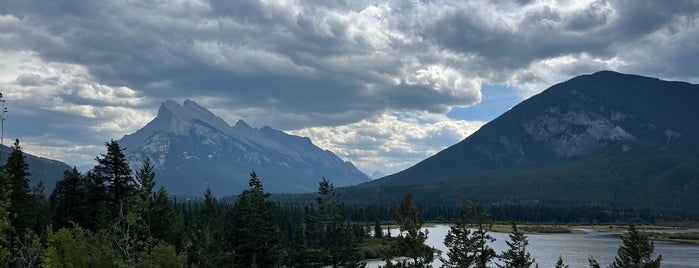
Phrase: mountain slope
[
  {"left": 359, "top": 71, "right": 699, "bottom": 213},
  {"left": 119, "top": 100, "right": 369, "bottom": 196},
  {"left": 1, "top": 144, "right": 71, "bottom": 194}
]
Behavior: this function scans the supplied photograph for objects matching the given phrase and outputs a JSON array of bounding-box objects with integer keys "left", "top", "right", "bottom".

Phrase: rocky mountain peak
[{"left": 119, "top": 100, "right": 370, "bottom": 196}]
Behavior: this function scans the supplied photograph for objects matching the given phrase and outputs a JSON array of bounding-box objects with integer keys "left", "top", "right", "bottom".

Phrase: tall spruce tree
[
  {"left": 83, "top": 170, "right": 110, "bottom": 230},
  {"left": 134, "top": 158, "right": 155, "bottom": 240},
  {"left": 0, "top": 171, "right": 13, "bottom": 266},
  {"left": 555, "top": 256, "right": 569, "bottom": 268},
  {"left": 306, "top": 178, "right": 364, "bottom": 268},
  {"left": 232, "top": 171, "right": 280, "bottom": 268},
  {"left": 4, "top": 139, "right": 33, "bottom": 234},
  {"left": 93, "top": 140, "right": 134, "bottom": 217},
  {"left": 609, "top": 225, "right": 661, "bottom": 268},
  {"left": 50, "top": 167, "right": 89, "bottom": 229},
  {"left": 390, "top": 193, "right": 435, "bottom": 268},
  {"left": 188, "top": 188, "right": 229, "bottom": 268},
  {"left": 441, "top": 200, "right": 479, "bottom": 268},
  {"left": 149, "top": 187, "right": 185, "bottom": 250},
  {"left": 497, "top": 222, "right": 535, "bottom": 268},
  {"left": 472, "top": 205, "right": 496, "bottom": 268}
]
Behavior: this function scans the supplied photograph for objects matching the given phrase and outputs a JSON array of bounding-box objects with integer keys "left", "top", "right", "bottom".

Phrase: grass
[{"left": 491, "top": 224, "right": 577, "bottom": 234}]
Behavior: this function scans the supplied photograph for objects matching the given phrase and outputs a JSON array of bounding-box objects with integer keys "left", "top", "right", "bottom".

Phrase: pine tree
[
  {"left": 232, "top": 171, "right": 280, "bottom": 268},
  {"left": 29, "top": 181, "right": 48, "bottom": 236},
  {"left": 441, "top": 200, "right": 479, "bottom": 268},
  {"left": 188, "top": 188, "right": 229, "bottom": 268},
  {"left": 134, "top": 158, "right": 156, "bottom": 243},
  {"left": 149, "top": 187, "right": 185, "bottom": 250},
  {"left": 0, "top": 170, "right": 13, "bottom": 266},
  {"left": 49, "top": 167, "right": 89, "bottom": 230},
  {"left": 472, "top": 206, "right": 496, "bottom": 268},
  {"left": 93, "top": 140, "right": 134, "bottom": 217},
  {"left": 135, "top": 158, "right": 155, "bottom": 206},
  {"left": 83, "top": 171, "right": 110, "bottom": 230},
  {"left": 587, "top": 256, "right": 600, "bottom": 268},
  {"left": 498, "top": 222, "right": 535, "bottom": 268},
  {"left": 306, "top": 178, "right": 364, "bottom": 268},
  {"left": 4, "top": 139, "right": 33, "bottom": 234},
  {"left": 555, "top": 256, "right": 569, "bottom": 268},
  {"left": 609, "top": 224, "right": 661, "bottom": 268},
  {"left": 374, "top": 220, "right": 384, "bottom": 239},
  {"left": 390, "top": 193, "right": 435, "bottom": 268}
]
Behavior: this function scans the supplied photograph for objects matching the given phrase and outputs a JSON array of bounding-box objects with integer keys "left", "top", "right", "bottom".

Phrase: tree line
[{"left": 0, "top": 139, "right": 665, "bottom": 267}]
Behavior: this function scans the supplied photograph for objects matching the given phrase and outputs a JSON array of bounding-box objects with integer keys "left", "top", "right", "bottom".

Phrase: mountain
[
  {"left": 356, "top": 71, "right": 699, "bottom": 214},
  {"left": 118, "top": 100, "right": 370, "bottom": 196},
  {"left": 1, "top": 143, "right": 72, "bottom": 194}
]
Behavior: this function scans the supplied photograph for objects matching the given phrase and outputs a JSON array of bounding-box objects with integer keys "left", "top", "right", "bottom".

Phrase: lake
[{"left": 367, "top": 225, "right": 699, "bottom": 267}]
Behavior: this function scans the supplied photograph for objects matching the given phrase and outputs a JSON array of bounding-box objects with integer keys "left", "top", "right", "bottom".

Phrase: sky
[{"left": 1, "top": 0, "right": 698, "bottom": 176}]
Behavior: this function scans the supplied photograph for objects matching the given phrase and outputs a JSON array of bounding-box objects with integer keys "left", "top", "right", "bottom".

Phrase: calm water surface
[{"left": 367, "top": 225, "right": 699, "bottom": 268}]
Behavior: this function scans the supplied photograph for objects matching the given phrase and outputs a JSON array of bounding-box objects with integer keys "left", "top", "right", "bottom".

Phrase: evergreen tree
[
  {"left": 306, "top": 178, "right": 364, "bottom": 268},
  {"left": 93, "top": 140, "right": 134, "bottom": 217},
  {"left": 472, "top": 206, "right": 496, "bottom": 268},
  {"left": 374, "top": 220, "right": 384, "bottom": 239},
  {"left": 135, "top": 158, "right": 155, "bottom": 207},
  {"left": 0, "top": 171, "right": 13, "bottom": 266},
  {"left": 441, "top": 200, "right": 479, "bottom": 268},
  {"left": 4, "top": 139, "right": 33, "bottom": 234},
  {"left": 555, "top": 256, "right": 569, "bottom": 268},
  {"left": 150, "top": 187, "right": 185, "bottom": 250},
  {"left": 134, "top": 158, "right": 156, "bottom": 244},
  {"left": 587, "top": 256, "right": 600, "bottom": 268},
  {"left": 389, "top": 193, "right": 435, "bottom": 268},
  {"left": 188, "top": 188, "right": 229, "bottom": 268},
  {"left": 497, "top": 222, "right": 535, "bottom": 268},
  {"left": 609, "top": 224, "right": 661, "bottom": 268},
  {"left": 29, "top": 181, "right": 48, "bottom": 236},
  {"left": 232, "top": 171, "right": 280, "bottom": 268},
  {"left": 83, "top": 171, "right": 110, "bottom": 230},
  {"left": 49, "top": 167, "right": 89, "bottom": 230}
]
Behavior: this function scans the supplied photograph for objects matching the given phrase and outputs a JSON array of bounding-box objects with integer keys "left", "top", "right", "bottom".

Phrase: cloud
[
  {"left": 1, "top": 0, "right": 698, "bottom": 174},
  {"left": 290, "top": 112, "right": 484, "bottom": 175}
]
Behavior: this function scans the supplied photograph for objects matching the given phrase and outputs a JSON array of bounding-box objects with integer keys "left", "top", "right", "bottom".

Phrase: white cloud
[
  {"left": 0, "top": 50, "right": 155, "bottom": 166},
  {"left": 290, "top": 111, "right": 484, "bottom": 175},
  {"left": 1, "top": 0, "right": 698, "bottom": 175}
]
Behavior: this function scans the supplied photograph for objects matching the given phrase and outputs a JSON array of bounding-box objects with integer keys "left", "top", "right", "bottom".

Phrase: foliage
[
  {"left": 93, "top": 139, "right": 134, "bottom": 218},
  {"left": 4, "top": 140, "right": 34, "bottom": 234},
  {"left": 587, "top": 256, "right": 600, "bottom": 268},
  {"left": 306, "top": 178, "right": 365, "bottom": 268},
  {"left": 441, "top": 200, "right": 496, "bottom": 268},
  {"left": 188, "top": 188, "right": 229, "bottom": 268},
  {"left": 497, "top": 222, "right": 535, "bottom": 268},
  {"left": 43, "top": 225, "right": 121, "bottom": 267},
  {"left": 555, "top": 256, "right": 569, "bottom": 268},
  {"left": 0, "top": 171, "right": 13, "bottom": 266},
  {"left": 136, "top": 239, "right": 187, "bottom": 268},
  {"left": 387, "top": 193, "right": 435, "bottom": 268},
  {"left": 49, "top": 167, "right": 89, "bottom": 230},
  {"left": 608, "top": 224, "right": 662, "bottom": 268},
  {"left": 231, "top": 171, "right": 280, "bottom": 267}
]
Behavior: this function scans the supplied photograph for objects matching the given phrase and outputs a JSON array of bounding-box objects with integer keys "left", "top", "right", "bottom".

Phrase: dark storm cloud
[
  {"left": 1, "top": 0, "right": 486, "bottom": 129},
  {"left": 2, "top": 0, "right": 699, "bottom": 172}
]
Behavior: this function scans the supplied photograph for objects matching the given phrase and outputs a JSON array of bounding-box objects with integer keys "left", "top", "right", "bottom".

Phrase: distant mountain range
[
  {"left": 1, "top": 143, "right": 71, "bottom": 194},
  {"left": 351, "top": 71, "right": 699, "bottom": 215},
  {"left": 118, "top": 100, "right": 370, "bottom": 197}
]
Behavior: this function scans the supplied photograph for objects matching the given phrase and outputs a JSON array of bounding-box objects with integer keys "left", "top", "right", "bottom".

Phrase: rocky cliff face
[
  {"left": 119, "top": 100, "right": 369, "bottom": 196},
  {"left": 521, "top": 106, "right": 634, "bottom": 158},
  {"left": 372, "top": 70, "right": 699, "bottom": 185},
  {"left": 357, "top": 71, "right": 699, "bottom": 212}
]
